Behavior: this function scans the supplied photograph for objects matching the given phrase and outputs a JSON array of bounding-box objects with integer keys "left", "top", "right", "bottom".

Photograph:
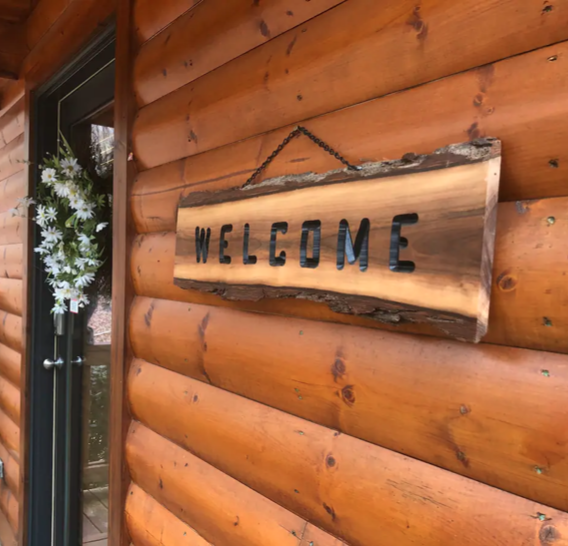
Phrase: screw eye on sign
[{"left": 175, "top": 139, "right": 501, "bottom": 342}]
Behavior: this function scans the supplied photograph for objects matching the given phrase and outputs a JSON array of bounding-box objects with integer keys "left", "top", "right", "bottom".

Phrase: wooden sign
[{"left": 175, "top": 139, "right": 501, "bottom": 342}]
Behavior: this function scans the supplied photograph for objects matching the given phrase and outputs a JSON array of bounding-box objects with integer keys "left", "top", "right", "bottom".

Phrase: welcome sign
[{"left": 175, "top": 139, "right": 501, "bottom": 342}]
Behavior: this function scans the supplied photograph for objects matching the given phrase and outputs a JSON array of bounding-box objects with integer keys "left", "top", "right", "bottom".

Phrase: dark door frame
[{"left": 27, "top": 26, "right": 115, "bottom": 546}]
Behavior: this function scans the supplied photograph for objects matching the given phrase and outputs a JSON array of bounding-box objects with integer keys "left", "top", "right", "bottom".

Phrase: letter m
[{"left": 195, "top": 227, "right": 211, "bottom": 263}]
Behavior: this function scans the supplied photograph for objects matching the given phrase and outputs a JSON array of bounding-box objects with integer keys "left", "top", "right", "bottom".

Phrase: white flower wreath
[{"left": 12, "top": 138, "right": 110, "bottom": 315}]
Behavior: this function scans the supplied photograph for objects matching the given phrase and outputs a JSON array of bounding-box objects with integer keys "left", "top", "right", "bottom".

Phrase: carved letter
[
  {"left": 269, "top": 222, "right": 288, "bottom": 267},
  {"left": 300, "top": 220, "right": 321, "bottom": 269},
  {"left": 337, "top": 219, "right": 370, "bottom": 272},
  {"left": 389, "top": 213, "right": 419, "bottom": 273},
  {"left": 219, "top": 224, "right": 233, "bottom": 264},
  {"left": 195, "top": 227, "right": 211, "bottom": 263},
  {"left": 243, "top": 223, "right": 257, "bottom": 265}
]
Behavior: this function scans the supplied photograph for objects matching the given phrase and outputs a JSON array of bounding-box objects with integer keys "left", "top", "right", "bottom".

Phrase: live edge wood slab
[{"left": 175, "top": 138, "right": 501, "bottom": 342}]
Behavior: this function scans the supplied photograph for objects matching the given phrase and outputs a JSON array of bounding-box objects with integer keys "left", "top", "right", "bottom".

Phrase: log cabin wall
[{"left": 125, "top": 0, "right": 568, "bottom": 545}]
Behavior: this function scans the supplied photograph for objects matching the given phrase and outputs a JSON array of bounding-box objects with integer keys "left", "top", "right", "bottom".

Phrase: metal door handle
[
  {"left": 71, "top": 356, "right": 85, "bottom": 366},
  {"left": 43, "top": 357, "right": 64, "bottom": 371}
]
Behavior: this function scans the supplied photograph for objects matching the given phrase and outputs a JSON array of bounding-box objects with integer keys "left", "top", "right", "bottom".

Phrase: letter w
[{"left": 195, "top": 227, "right": 211, "bottom": 263}]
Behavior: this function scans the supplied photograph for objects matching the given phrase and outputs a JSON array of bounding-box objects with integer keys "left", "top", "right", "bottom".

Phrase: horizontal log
[
  {"left": 129, "top": 360, "right": 568, "bottom": 546},
  {"left": 132, "top": 0, "right": 568, "bottom": 171},
  {"left": 134, "top": 0, "right": 346, "bottom": 106},
  {"left": 0, "top": 213, "right": 23, "bottom": 246},
  {"left": 0, "top": 171, "right": 26, "bottom": 214},
  {"left": 23, "top": 0, "right": 114, "bottom": 88},
  {"left": 0, "top": 98, "right": 24, "bottom": 148},
  {"left": 133, "top": 0, "right": 202, "bottom": 45},
  {"left": 133, "top": 41, "right": 568, "bottom": 233},
  {"left": 0, "top": 408, "right": 18, "bottom": 456},
  {"left": 0, "top": 374, "right": 19, "bottom": 424},
  {"left": 129, "top": 296, "right": 568, "bottom": 511},
  {"left": 0, "top": 485, "right": 17, "bottom": 535},
  {"left": 0, "top": 440, "right": 19, "bottom": 497},
  {"left": 0, "top": 313, "right": 22, "bottom": 353},
  {"left": 0, "top": 502, "right": 16, "bottom": 546},
  {"left": 126, "top": 483, "right": 212, "bottom": 546},
  {"left": 131, "top": 194, "right": 568, "bottom": 352},
  {"left": 25, "top": 0, "right": 71, "bottom": 51},
  {"left": 0, "top": 278, "right": 22, "bottom": 316},
  {"left": 0, "top": 80, "right": 23, "bottom": 118},
  {"left": 0, "top": 343, "right": 20, "bottom": 385},
  {"left": 0, "top": 245, "right": 23, "bottom": 280},
  {"left": 0, "top": 133, "right": 24, "bottom": 183},
  {"left": 127, "top": 421, "right": 347, "bottom": 546}
]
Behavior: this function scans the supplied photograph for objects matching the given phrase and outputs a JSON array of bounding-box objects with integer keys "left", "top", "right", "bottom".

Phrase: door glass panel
[{"left": 72, "top": 104, "right": 114, "bottom": 545}]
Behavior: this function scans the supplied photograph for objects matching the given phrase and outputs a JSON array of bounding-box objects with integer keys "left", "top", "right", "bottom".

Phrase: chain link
[{"left": 244, "top": 126, "right": 361, "bottom": 187}]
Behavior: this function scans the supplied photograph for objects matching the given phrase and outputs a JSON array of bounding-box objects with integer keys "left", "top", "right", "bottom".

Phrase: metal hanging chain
[{"left": 245, "top": 125, "right": 361, "bottom": 187}]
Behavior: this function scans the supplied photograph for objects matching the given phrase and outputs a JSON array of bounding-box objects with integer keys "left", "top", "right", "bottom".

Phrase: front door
[{"left": 28, "top": 31, "right": 115, "bottom": 546}]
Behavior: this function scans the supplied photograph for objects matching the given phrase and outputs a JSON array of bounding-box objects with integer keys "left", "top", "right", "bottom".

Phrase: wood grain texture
[
  {"left": 485, "top": 198, "right": 568, "bottom": 352},
  {"left": 0, "top": 278, "right": 22, "bottom": 316},
  {"left": 0, "top": 80, "right": 23, "bottom": 120},
  {"left": 0, "top": 313, "right": 21, "bottom": 353},
  {"left": 0, "top": 134, "right": 24, "bottom": 183},
  {"left": 0, "top": 374, "right": 19, "bottom": 424},
  {"left": 0, "top": 172, "right": 26, "bottom": 213},
  {"left": 0, "top": 0, "right": 31, "bottom": 23},
  {"left": 0, "top": 408, "right": 18, "bottom": 455},
  {"left": 125, "top": 484, "right": 212, "bottom": 546},
  {"left": 0, "top": 485, "right": 17, "bottom": 536},
  {"left": 133, "top": 0, "right": 203, "bottom": 45},
  {"left": 132, "top": 194, "right": 568, "bottom": 352},
  {"left": 129, "top": 295, "right": 568, "bottom": 511},
  {"left": 0, "top": 343, "right": 20, "bottom": 386},
  {"left": 127, "top": 421, "right": 348, "bottom": 546},
  {"left": 0, "top": 504, "right": 16, "bottom": 546},
  {"left": 132, "top": 39, "right": 568, "bottom": 231},
  {"left": 109, "top": 2, "right": 136, "bottom": 545},
  {"left": 25, "top": 0, "right": 72, "bottom": 50},
  {"left": 132, "top": 0, "right": 568, "bottom": 170},
  {"left": 134, "top": 0, "right": 346, "bottom": 106},
  {"left": 128, "top": 360, "right": 568, "bottom": 546},
  {"left": 0, "top": 99, "right": 23, "bottom": 147},
  {"left": 0, "top": 245, "right": 23, "bottom": 279},
  {"left": 22, "top": 0, "right": 114, "bottom": 88},
  {"left": 175, "top": 141, "right": 501, "bottom": 342}
]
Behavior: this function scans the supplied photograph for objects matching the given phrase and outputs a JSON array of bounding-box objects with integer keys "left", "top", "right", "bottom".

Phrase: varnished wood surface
[
  {"left": 0, "top": 344, "right": 20, "bottom": 386},
  {"left": 132, "top": 39, "right": 568, "bottom": 234},
  {"left": 129, "top": 295, "right": 568, "bottom": 511},
  {"left": 0, "top": 99, "right": 24, "bottom": 147},
  {"left": 0, "top": 408, "right": 18, "bottom": 454},
  {"left": 133, "top": 0, "right": 202, "bottom": 45},
  {"left": 0, "top": 440, "right": 19, "bottom": 496},
  {"left": 0, "top": 494, "right": 16, "bottom": 546},
  {"left": 127, "top": 422, "right": 348, "bottom": 546},
  {"left": 0, "top": 245, "right": 23, "bottom": 280},
  {"left": 128, "top": 361, "right": 568, "bottom": 546},
  {"left": 176, "top": 142, "right": 501, "bottom": 341},
  {"left": 132, "top": 0, "right": 568, "bottom": 170},
  {"left": 125, "top": 484, "right": 213, "bottom": 546},
  {"left": 0, "top": 278, "right": 22, "bottom": 316},
  {"left": 109, "top": 2, "right": 137, "bottom": 546},
  {"left": 0, "top": 173, "right": 26, "bottom": 213},
  {"left": 132, "top": 194, "right": 568, "bottom": 353},
  {"left": 0, "top": 374, "right": 19, "bottom": 424},
  {"left": 0, "top": 0, "right": 32, "bottom": 24},
  {"left": 134, "top": 0, "right": 346, "bottom": 106},
  {"left": 0, "top": 134, "right": 24, "bottom": 183}
]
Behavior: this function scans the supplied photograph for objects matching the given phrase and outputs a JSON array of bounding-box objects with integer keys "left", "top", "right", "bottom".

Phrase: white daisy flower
[
  {"left": 75, "top": 257, "right": 88, "bottom": 269},
  {"left": 78, "top": 233, "right": 91, "bottom": 250},
  {"left": 53, "top": 182, "right": 70, "bottom": 198},
  {"left": 86, "top": 258, "right": 101, "bottom": 267},
  {"left": 74, "top": 272, "right": 95, "bottom": 288},
  {"left": 69, "top": 196, "right": 84, "bottom": 211},
  {"left": 78, "top": 293, "right": 90, "bottom": 307},
  {"left": 52, "top": 301, "right": 68, "bottom": 315},
  {"left": 45, "top": 207, "right": 57, "bottom": 223},
  {"left": 35, "top": 205, "right": 48, "bottom": 228},
  {"left": 41, "top": 168, "right": 57, "bottom": 185},
  {"left": 95, "top": 222, "right": 108, "bottom": 233},
  {"left": 61, "top": 158, "right": 82, "bottom": 177},
  {"left": 54, "top": 285, "right": 74, "bottom": 300},
  {"left": 41, "top": 226, "right": 63, "bottom": 244},
  {"left": 34, "top": 246, "right": 49, "bottom": 255},
  {"left": 76, "top": 202, "right": 94, "bottom": 221}
]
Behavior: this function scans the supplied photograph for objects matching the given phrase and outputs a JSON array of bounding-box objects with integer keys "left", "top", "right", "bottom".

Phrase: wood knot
[
  {"left": 341, "top": 385, "right": 356, "bottom": 407},
  {"left": 495, "top": 271, "right": 517, "bottom": 292},
  {"left": 540, "top": 525, "right": 560, "bottom": 544},
  {"left": 326, "top": 455, "right": 336, "bottom": 468}
]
